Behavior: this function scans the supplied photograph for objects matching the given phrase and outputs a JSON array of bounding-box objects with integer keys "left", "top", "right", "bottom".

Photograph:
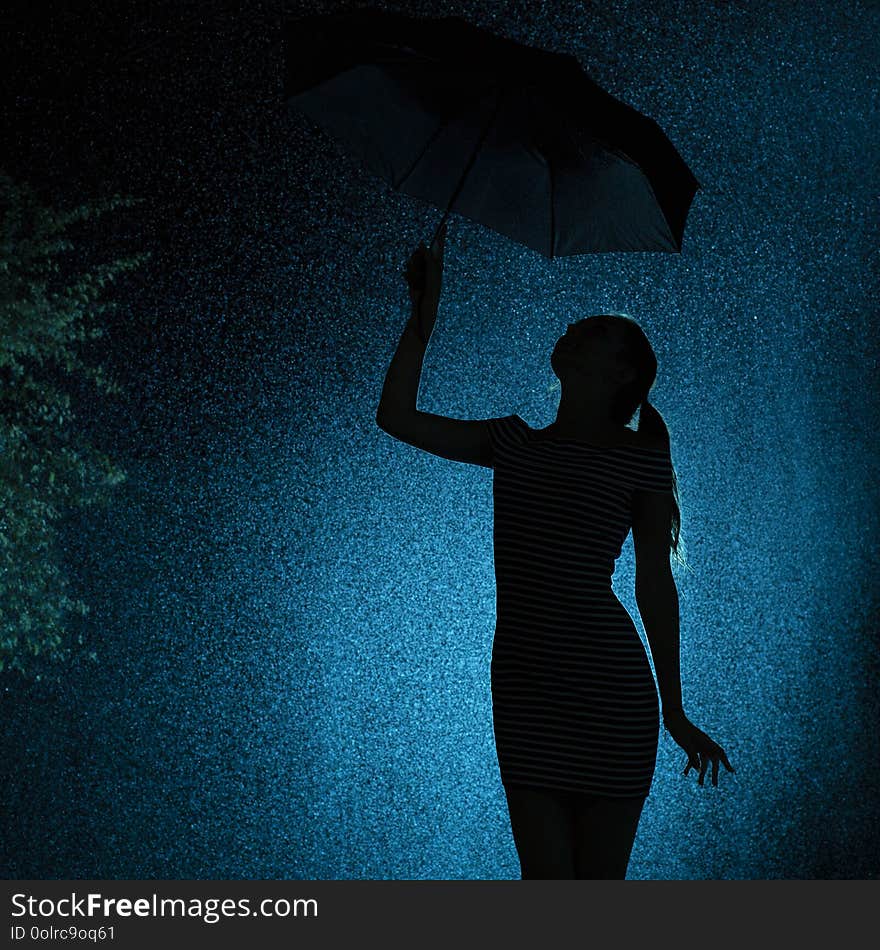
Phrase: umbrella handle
[{"left": 429, "top": 212, "right": 450, "bottom": 255}]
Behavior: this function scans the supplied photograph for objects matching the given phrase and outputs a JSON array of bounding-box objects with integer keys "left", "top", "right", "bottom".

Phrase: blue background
[{"left": 0, "top": 0, "right": 877, "bottom": 879}]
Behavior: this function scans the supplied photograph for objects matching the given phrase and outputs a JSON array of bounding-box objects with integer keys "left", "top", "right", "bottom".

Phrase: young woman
[{"left": 376, "top": 224, "right": 735, "bottom": 879}]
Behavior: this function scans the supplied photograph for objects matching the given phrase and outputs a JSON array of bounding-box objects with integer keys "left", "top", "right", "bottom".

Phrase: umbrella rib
[
  {"left": 392, "top": 119, "right": 450, "bottom": 191},
  {"left": 396, "top": 88, "right": 506, "bottom": 219},
  {"left": 548, "top": 157, "right": 556, "bottom": 260}
]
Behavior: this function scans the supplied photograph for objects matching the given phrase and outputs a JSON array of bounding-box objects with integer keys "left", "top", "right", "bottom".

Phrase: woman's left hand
[
  {"left": 664, "top": 711, "right": 736, "bottom": 787},
  {"left": 404, "top": 222, "right": 447, "bottom": 308}
]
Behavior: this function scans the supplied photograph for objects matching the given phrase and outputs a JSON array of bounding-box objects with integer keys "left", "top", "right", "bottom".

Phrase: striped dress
[{"left": 487, "top": 413, "right": 673, "bottom": 798}]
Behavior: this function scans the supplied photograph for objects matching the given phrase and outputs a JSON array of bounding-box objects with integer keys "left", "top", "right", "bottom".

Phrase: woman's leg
[
  {"left": 503, "top": 785, "right": 577, "bottom": 879},
  {"left": 572, "top": 793, "right": 647, "bottom": 879}
]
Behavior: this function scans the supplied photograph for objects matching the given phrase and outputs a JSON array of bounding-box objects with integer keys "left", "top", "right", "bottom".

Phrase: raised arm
[{"left": 376, "top": 228, "right": 494, "bottom": 468}]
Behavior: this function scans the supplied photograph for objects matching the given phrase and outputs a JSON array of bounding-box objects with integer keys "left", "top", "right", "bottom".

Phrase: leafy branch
[{"left": 0, "top": 170, "right": 150, "bottom": 679}]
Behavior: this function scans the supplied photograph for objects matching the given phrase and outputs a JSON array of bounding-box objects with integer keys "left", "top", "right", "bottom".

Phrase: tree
[{"left": 0, "top": 170, "right": 150, "bottom": 679}]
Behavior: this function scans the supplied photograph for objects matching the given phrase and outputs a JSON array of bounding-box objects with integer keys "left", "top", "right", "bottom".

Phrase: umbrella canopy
[{"left": 283, "top": 9, "right": 700, "bottom": 257}]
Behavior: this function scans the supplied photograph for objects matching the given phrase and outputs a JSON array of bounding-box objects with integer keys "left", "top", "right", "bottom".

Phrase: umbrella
[{"left": 283, "top": 9, "right": 700, "bottom": 257}]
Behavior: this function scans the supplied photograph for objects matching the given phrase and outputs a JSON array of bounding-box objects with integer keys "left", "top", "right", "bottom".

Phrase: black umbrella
[{"left": 283, "top": 9, "right": 700, "bottom": 257}]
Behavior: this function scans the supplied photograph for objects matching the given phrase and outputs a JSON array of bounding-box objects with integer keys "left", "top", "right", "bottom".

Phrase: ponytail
[
  {"left": 577, "top": 313, "right": 688, "bottom": 569},
  {"left": 637, "top": 399, "right": 685, "bottom": 569},
  {"left": 636, "top": 398, "right": 669, "bottom": 447}
]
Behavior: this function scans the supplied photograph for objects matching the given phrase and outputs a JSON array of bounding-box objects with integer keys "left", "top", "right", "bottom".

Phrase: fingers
[
  {"left": 683, "top": 749, "right": 735, "bottom": 787},
  {"left": 698, "top": 757, "right": 708, "bottom": 786},
  {"left": 406, "top": 229, "right": 445, "bottom": 296},
  {"left": 405, "top": 250, "right": 426, "bottom": 282},
  {"left": 407, "top": 246, "right": 433, "bottom": 273},
  {"left": 683, "top": 754, "right": 707, "bottom": 785}
]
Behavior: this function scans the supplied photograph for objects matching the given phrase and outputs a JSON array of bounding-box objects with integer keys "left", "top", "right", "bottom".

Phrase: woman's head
[{"left": 551, "top": 314, "right": 657, "bottom": 425}]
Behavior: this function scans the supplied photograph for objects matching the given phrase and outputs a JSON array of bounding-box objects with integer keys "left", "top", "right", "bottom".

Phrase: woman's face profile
[{"left": 551, "top": 315, "right": 628, "bottom": 379}]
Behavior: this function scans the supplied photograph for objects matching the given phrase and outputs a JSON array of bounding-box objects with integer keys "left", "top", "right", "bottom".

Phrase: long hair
[{"left": 607, "top": 315, "right": 687, "bottom": 569}]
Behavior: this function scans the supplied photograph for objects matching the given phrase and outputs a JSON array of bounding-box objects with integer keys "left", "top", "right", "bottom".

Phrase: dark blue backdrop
[{"left": 0, "top": 0, "right": 877, "bottom": 879}]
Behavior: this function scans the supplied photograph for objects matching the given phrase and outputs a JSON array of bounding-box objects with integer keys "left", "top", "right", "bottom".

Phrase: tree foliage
[{"left": 0, "top": 170, "right": 150, "bottom": 679}]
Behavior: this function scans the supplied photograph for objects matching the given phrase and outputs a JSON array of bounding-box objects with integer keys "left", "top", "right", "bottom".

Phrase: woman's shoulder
[
  {"left": 624, "top": 429, "right": 669, "bottom": 453},
  {"left": 512, "top": 415, "right": 667, "bottom": 453}
]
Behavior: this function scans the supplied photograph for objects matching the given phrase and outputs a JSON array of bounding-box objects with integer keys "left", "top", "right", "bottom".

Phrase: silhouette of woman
[{"left": 376, "top": 224, "right": 735, "bottom": 880}]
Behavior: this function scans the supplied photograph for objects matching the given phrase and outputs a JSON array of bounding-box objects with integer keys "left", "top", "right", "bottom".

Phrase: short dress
[{"left": 486, "top": 413, "right": 674, "bottom": 799}]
